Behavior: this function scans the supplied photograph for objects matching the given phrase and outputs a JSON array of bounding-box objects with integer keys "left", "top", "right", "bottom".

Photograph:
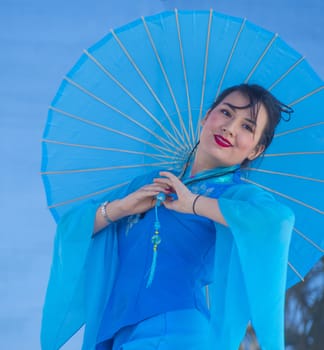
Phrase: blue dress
[
  {"left": 41, "top": 167, "right": 295, "bottom": 350},
  {"left": 96, "top": 209, "right": 214, "bottom": 343},
  {"left": 96, "top": 173, "right": 237, "bottom": 346}
]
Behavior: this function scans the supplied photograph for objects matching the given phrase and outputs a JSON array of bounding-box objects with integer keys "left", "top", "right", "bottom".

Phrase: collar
[{"left": 182, "top": 164, "right": 241, "bottom": 186}]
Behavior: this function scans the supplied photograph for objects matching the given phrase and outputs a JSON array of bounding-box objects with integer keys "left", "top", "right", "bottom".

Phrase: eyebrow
[{"left": 223, "top": 102, "right": 257, "bottom": 126}]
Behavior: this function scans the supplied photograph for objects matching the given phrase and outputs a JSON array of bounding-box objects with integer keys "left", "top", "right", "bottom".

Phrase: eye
[
  {"left": 221, "top": 109, "right": 232, "bottom": 117},
  {"left": 242, "top": 123, "right": 255, "bottom": 133}
]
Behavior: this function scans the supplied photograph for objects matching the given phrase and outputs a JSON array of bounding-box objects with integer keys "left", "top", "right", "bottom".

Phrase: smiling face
[{"left": 193, "top": 91, "right": 268, "bottom": 173}]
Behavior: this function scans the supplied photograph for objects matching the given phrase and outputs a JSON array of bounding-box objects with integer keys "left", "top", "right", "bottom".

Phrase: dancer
[{"left": 41, "top": 84, "right": 294, "bottom": 350}]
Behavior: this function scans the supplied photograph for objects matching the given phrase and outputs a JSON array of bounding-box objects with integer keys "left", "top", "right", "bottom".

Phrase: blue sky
[{"left": 0, "top": 0, "right": 323, "bottom": 349}]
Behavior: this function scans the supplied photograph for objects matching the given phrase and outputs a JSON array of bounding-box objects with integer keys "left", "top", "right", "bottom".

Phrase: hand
[
  {"left": 153, "top": 171, "right": 196, "bottom": 214},
  {"left": 94, "top": 181, "right": 171, "bottom": 234},
  {"left": 120, "top": 182, "right": 170, "bottom": 216}
]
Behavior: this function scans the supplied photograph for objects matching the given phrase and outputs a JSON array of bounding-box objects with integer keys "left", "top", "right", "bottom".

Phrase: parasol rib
[
  {"left": 62, "top": 78, "right": 179, "bottom": 152},
  {"left": 140, "top": 17, "right": 189, "bottom": 145},
  {"left": 197, "top": 8, "right": 213, "bottom": 139},
  {"left": 268, "top": 56, "right": 305, "bottom": 91},
  {"left": 244, "top": 33, "right": 279, "bottom": 83},
  {"left": 41, "top": 161, "right": 178, "bottom": 175},
  {"left": 288, "top": 262, "right": 304, "bottom": 282},
  {"left": 275, "top": 121, "right": 324, "bottom": 138},
  {"left": 110, "top": 30, "right": 187, "bottom": 152},
  {"left": 216, "top": 18, "right": 247, "bottom": 98},
  {"left": 84, "top": 50, "right": 185, "bottom": 149},
  {"left": 48, "top": 181, "right": 130, "bottom": 209},
  {"left": 49, "top": 106, "right": 178, "bottom": 156},
  {"left": 246, "top": 167, "right": 323, "bottom": 183},
  {"left": 205, "top": 285, "right": 210, "bottom": 310},
  {"left": 242, "top": 177, "right": 323, "bottom": 215},
  {"left": 264, "top": 151, "right": 324, "bottom": 157},
  {"left": 42, "top": 139, "right": 176, "bottom": 161},
  {"left": 294, "top": 227, "right": 324, "bottom": 254},
  {"left": 175, "top": 9, "right": 195, "bottom": 147},
  {"left": 288, "top": 85, "right": 324, "bottom": 107}
]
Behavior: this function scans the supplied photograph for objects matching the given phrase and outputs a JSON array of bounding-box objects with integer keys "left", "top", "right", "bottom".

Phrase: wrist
[
  {"left": 117, "top": 198, "right": 133, "bottom": 217},
  {"left": 100, "top": 201, "right": 114, "bottom": 224},
  {"left": 104, "top": 199, "right": 128, "bottom": 222},
  {"left": 192, "top": 194, "right": 202, "bottom": 215}
]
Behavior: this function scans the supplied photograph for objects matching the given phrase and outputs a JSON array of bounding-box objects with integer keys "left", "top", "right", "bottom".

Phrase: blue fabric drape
[
  {"left": 41, "top": 170, "right": 294, "bottom": 350},
  {"left": 211, "top": 185, "right": 294, "bottom": 349}
]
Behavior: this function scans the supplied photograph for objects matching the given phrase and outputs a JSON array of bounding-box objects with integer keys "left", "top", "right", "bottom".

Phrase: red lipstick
[{"left": 214, "top": 135, "right": 232, "bottom": 148}]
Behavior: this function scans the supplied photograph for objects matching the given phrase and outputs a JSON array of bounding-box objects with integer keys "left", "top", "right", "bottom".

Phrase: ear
[{"left": 247, "top": 144, "right": 265, "bottom": 161}]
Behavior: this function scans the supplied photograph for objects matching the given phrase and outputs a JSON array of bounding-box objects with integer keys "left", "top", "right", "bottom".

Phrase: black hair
[{"left": 209, "top": 84, "right": 293, "bottom": 167}]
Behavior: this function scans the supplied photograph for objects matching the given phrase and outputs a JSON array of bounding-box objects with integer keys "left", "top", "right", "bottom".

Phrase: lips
[{"left": 214, "top": 134, "right": 232, "bottom": 148}]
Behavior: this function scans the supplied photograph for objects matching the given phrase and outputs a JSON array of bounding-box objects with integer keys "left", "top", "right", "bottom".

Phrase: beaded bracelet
[
  {"left": 192, "top": 194, "right": 202, "bottom": 215},
  {"left": 100, "top": 201, "right": 114, "bottom": 224}
]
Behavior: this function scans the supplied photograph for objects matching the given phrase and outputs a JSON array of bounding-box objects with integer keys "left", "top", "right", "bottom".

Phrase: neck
[{"left": 191, "top": 149, "right": 223, "bottom": 176}]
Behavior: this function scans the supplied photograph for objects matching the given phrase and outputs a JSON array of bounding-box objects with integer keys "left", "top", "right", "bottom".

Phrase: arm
[
  {"left": 155, "top": 172, "right": 294, "bottom": 349},
  {"left": 153, "top": 171, "right": 228, "bottom": 225},
  {"left": 154, "top": 171, "right": 294, "bottom": 231},
  {"left": 93, "top": 182, "right": 171, "bottom": 234},
  {"left": 188, "top": 195, "right": 227, "bottom": 226}
]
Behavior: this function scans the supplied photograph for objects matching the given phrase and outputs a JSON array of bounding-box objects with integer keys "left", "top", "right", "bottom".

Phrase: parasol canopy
[{"left": 41, "top": 9, "right": 324, "bottom": 288}]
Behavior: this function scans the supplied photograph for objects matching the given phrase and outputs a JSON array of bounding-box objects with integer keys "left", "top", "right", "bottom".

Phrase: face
[{"left": 195, "top": 91, "right": 268, "bottom": 171}]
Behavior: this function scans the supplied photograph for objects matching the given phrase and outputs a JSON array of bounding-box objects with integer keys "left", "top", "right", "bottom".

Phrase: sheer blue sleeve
[
  {"left": 209, "top": 184, "right": 294, "bottom": 350},
  {"left": 40, "top": 172, "right": 158, "bottom": 350},
  {"left": 41, "top": 200, "right": 100, "bottom": 349}
]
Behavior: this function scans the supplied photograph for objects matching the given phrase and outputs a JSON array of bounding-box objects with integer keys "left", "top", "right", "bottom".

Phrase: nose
[{"left": 222, "top": 120, "right": 235, "bottom": 137}]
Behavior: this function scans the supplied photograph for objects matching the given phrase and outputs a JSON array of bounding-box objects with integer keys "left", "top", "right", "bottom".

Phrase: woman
[{"left": 41, "top": 84, "right": 294, "bottom": 350}]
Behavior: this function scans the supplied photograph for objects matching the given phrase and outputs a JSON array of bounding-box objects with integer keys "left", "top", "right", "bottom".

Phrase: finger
[
  {"left": 162, "top": 197, "right": 178, "bottom": 210},
  {"left": 156, "top": 173, "right": 186, "bottom": 193},
  {"left": 159, "top": 172, "right": 185, "bottom": 189},
  {"left": 154, "top": 172, "right": 179, "bottom": 185},
  {"left": 141, "top": 183, "right": 168, "bottom": 192},
  {"left": 152, "top": 178, "right": 175, "bottom": 191},
  {"left": 159, "top": 171, "right": 179, "bottom": 181},
  {"left": 153, "top": 178, "right": 173, "bottom": 190},
  {"left": 141, "top": 182, "right": 165, "bottom": 190}
]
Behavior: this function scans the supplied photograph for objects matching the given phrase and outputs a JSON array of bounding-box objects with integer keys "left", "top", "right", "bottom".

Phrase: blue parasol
[{"left": 41, "top": 10, "right": 323, "bottom": 288}]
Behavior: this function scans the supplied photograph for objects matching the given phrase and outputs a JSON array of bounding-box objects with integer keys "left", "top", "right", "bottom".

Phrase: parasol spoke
[
  {"left": 175, "top": 9, "right": 195, "bottom": 147},
  {"left": 288, "top": 262, "right": 304, "bottom": 282},
  {"left": 268, "top": 56, "right": 305, "bottom": 91},
  {"left": 63, "top": 77, "right": 181, "bottom": 152},
  {"left": 247, "top": 167, "right": 324, "bottom": 183},
  {"left": 42, "top": 139, "right": 177, "bottom": 161},
  {"left": 197, "top": 9, "right": 213, "bottom": 139},
  {"left": 264, "top": 151, "right": 324, "bottom": 157},
  {"left": 216, "top": 18, "right": 247, "bottom": 99},
  {"left": 48, "top": 181, "right": 130, "bottom": 209},
  {"left": 49, "top": 106, "right": 179, "bottom": 157},
  {"left": 205, "top": 285, "right": 210, "bottom": 310},
  {"left": 242, "top": 177, "right": 323, "bottom": 215},
  {"left": 84, "top": 49, "right": 186, "bottom": 151},
  {"left": 244, "top": 33, "right": 279, "bottom": 83},
  {"left": 140, "top": 17, "right": 190, "bottom": 146},
  {"left": 294, "top": 227, "right": 324, "bottom": 254},
  {"left": 288, "top": 85, "right": 324, "bottom": 107},
  {"left": 49, "top": 106, "right": 178, "bottom": 155},
  {"left": 41, "top": 161, "right": 179, "bottom": 175},
  {"left": 275, "top": 121, "right": 324, "bottom": 138},
  {"left": 110, "top": 30, "right": 188, "bottom": 152}
]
